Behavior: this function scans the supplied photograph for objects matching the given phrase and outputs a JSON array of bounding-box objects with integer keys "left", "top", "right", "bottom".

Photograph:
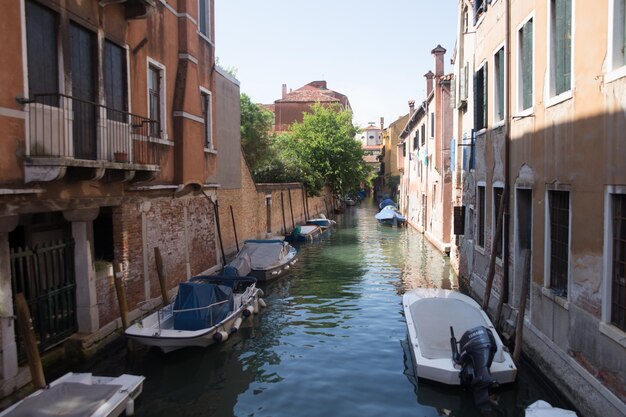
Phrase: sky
[{"left": 215, "top": 1, "right": 459, "bottom": 128}]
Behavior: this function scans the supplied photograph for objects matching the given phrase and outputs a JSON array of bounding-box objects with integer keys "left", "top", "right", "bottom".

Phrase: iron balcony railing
[{"left": 23, "top": 93, "right": 163, "bottom": 165}]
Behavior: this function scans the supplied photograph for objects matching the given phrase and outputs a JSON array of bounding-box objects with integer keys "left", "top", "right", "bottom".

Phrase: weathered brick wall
[
  {"left": 105, "top": 194, "right": 216, "bottom": 324},
  {"left": 217, "top": 157, "right": 331, "bottom": 257}
]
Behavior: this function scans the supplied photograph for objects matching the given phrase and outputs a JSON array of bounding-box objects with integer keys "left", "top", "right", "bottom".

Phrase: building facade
[
  {"left": 398, "top": 46, "right": 454, "bottom": 253},
  {"left": 272, "top": 80, "right": 352, "bottom": 132},
  {"left": 450, "top": 1, "right": 626, "bottom": 416},
  {"left": 0, "top": 0, "right": 222, "bottom": 397}
]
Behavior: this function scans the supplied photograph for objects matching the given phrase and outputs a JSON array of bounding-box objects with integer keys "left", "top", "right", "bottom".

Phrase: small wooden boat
[
  {"left": 375, "top": 205, "right": 406, "bottom": 226},
  {"left": 0, "top": 372, "right": 145, "bottom": 417},
  {"left": 125, "top": 275, "right": 264, "bottom": 353},
  {"left": 284, "top": 225, "right": 322, "bottom": 242},
  {"left": 224, "top": 240, "right": 298, "bottom": 281},
  {"left": 403, "top": 288, "right": 517, "bottom": 405}
]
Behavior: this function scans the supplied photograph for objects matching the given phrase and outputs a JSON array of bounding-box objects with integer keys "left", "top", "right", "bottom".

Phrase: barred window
[
  {"left": 549, "top": 190, "right": 570, "bottom": 296},
  {"left": 611, "top": 194, "right": 626, "bottom": 331}
]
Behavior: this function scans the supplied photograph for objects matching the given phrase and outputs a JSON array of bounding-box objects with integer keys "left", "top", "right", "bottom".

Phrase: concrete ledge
[{"left": 524, "top": 322, "right": 626, "bottom": 417}]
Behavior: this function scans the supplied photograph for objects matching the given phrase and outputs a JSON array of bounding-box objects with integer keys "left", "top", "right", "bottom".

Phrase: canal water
[{"left": 88, "top": 200, "right": 570, "bottom": 417}]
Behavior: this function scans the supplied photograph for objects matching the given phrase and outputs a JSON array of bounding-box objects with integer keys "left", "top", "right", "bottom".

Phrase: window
[
  {"left": 421, "top": 124, "right": 426, "bottom": 146},
  {"left": 493, "top": 186, "right": 504, "bottom": 258},
  {"left": 474, "top": 0, "right": 485, "bottom": 24},
  {"left": 518, "top": 18, "right": 534, "bottom": 111},
  {"left": 413, "top": 132, "right": 418, "bottom": 150},
  {"left": 494, "top": 47, "right": 505, "bottom": 123},
  {"left": 478, "top": 185, "right": 486, "bottom": 248},
  {"left": 104, "top": 40, "right": 128, "bottom": 122},
  {"left": 148, "top": 63, "right": 164, "bottom": 137},
  {"left": 548, "top": 190, "right": 570, "bottom": 296},
  {"left": 201, "top": 91, "right": 213, "bottom": 149},
  {"left": 474, "top": 64, "right": 488, "bottom": 130},
  {"left": 198, "top": 0, "right": 211, "bottom": 39},
  {"left": 430, "top": 113, "right": 435, "bottom": 137},
  {"left": 610, "top": 0, "right": 626, "bottom": 70},
  {"left": 549, "top": 0, "right": 572, "bottom": 97},
  {"left": 25, "top": 0, "right": 59, "bottom": 105},
  {"left": 610, "top": 194, "right": 626, "bottom": 331}
]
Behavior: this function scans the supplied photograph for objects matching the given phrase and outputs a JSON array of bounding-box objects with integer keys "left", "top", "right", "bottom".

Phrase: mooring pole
[
  {"left": 280, "top": 192, "right": 287, "bottom": 234},
  {"left": 288, "top": 188, "right": 295, "bottom": 229},
  {"left": 229, "top": 205, "right": 239, "bottom": 252},
  {"left": 154, "top": 247, "right": 169, "bottom": 305},
  {"left": 15, "top": 293, "right": 46, "bottom": 389},
  {"left": 202, "top": 190, "right": 227, "bottom": 266},
  {"left": 113, "top": 262, "right": 129, "bottom": 329},
  {"left": 513, "top": 249, "right": 531, "bottom": 363}
]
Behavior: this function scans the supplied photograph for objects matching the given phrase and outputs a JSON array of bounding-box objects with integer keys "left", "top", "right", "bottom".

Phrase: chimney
[
  {"left": 408, "top": 100, "right": 415, "bottom": 116},
  {"left": 431, "top": 44, "right": 447, "bottom": 76},
  {"left": 425, "top": 71, "right": 434, "bottom": 96},
  {"left": 282, "top": 84, "right": 287, "bottom": 99},
  {"left": 380, "top": 117, "right": 385, "bottom": 130}
]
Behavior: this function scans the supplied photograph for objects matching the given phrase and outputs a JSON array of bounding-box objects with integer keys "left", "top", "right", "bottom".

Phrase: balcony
[{"left": 22, "top": 93, "right": 165, "bottom": 183}]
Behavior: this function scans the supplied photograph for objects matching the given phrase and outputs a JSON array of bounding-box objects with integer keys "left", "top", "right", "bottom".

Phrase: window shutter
[
  {"left": 483, "top": 64, "right": 488, "bottom": 129},
  {"left": 450, "top": 138, "right": 456, "bottom": 172},
  {"left": 454, "top": 206, "right": 466, "bottom": 235},
  {"left": 473, "top": 72, "right": 479, "bottom": 128}
]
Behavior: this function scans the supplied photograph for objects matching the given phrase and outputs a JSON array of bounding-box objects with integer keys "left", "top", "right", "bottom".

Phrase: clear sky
[{"left": 215, "top": 1, "right": 459, "bottom": 128}]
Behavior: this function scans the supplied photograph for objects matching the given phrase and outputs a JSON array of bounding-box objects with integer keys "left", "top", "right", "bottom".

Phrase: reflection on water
[{"left": 87, "top": 199, "right": 567, "bottom": 417}]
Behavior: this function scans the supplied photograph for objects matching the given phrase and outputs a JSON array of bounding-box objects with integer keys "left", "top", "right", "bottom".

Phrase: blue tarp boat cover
[
  {"left": 173, "top": 281, "right": 233, "bottom": 331},
  {"left": 379, "top": 198, "right": 396, "bottom": 209}
]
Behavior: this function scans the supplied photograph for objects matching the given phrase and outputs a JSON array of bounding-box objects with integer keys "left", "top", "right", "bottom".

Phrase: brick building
[
  {"left": 272, "top": 81, "right": 352, "bottom": 132},
  {"left": 0, "top": 0, "right": 223, "bottom": 397}
]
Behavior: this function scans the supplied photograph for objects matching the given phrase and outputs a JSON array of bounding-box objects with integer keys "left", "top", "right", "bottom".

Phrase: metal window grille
[
  {"left": 494, "top": 187, "right": 504, "bottom": 258},
  {"left": 549, "top": 191, "right": 569, "bottom": 295},
  {"left": 612, "top": 194, "right": 626, "bottom": 331}
]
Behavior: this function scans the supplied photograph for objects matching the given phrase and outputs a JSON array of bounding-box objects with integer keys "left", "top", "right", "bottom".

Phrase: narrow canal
[{"left": 88, "top": 200, "right": 569, "bottom": 417}]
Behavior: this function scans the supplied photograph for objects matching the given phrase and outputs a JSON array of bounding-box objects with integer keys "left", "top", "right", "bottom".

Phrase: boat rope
[{"left": 172, "top": 299, "right": 229, "bottom": 313}]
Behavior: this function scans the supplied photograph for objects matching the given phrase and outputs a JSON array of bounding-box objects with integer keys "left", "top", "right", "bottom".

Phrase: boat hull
[
  {"left": 126, "top": 280, "right": 262, "bottom": 353},
  {"left": 403, "top": 288, "right": 517, "bottom": 386},
  {"left": 249, "top": 252, "right": 298, "bottom": 281}
]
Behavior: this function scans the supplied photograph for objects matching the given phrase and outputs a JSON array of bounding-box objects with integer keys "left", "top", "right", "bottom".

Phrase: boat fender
[
  {"left": 243, "top": 305, "right": 254, "bottom": 317},
  {"left": 253, "top": 299, "right": 259, "bottom": 314},
  {"left": 230, "top": 317, "right": 243, "bottom": 333},
  {"left": 258, "top": 298, "right": 267, "bottom": 308},
  {"left": 271, "top": 270, "right": 279, "bottom": 276},
  {"left": 257, "top": 289, "right": 265, "bottom": 297},
  {"left": 213, "top": 330, "right": 229, "bottom": 342},
  {"left": 284, "top": 265, "right": 290, "bottom": 270},
  {"left": 126, "top": 399, "right": 135, "bottom": 416}
]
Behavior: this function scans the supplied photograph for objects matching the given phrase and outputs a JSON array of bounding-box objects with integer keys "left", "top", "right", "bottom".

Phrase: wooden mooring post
[
  {"left": 230, "top": 205, "right": 240, "bottom": 252},
  {"left": 112, "top": 262, "right": 129, "bottom": 330},
  {"left": 288, "top": 189, "right": 295, "bottom": 229},
  {"left": 154, "top": 247, "right": 169, "bottom": 306},
  {"left": 513, "top": 250, "right": 532, "bottom": 363},
  {"left": 14, "top": 293, "right": 46, "bottom": 389}
]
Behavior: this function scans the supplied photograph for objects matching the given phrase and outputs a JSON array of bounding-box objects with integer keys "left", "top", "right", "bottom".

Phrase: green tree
[
  {"left": 277, "top": 103, "right": 370, "bottom": 196},
  {"left": 240, "top": 94, "right": 275, "bottom": 172}
]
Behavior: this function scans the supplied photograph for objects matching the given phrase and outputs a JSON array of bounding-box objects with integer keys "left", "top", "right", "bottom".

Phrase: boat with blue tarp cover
[
  {"left": 125, "top": 275, "right": 264, "bottom": 353},
  {"left": 224, "top": 239, "right": 298, "bottom": 281}
]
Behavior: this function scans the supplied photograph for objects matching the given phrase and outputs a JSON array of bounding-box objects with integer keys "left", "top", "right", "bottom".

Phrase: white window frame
[
  {"left": 546, "top": 0, "right": 574, "bottom": 107},
  {"left": 607, "top": 0, "right": 626, "bottom": 82},
  {"left": 516, "top": 12, "right": 535, "bottom": 116},
  {"left": 543, "top": 186, "right": 572, "bottom": 302},
  {"left": 492, "top": 182, "right": 505, "bottom": 262},
  {"left": 475, "top": 60, "right": 488, "bottom": 133},
  {"left": 199, "top": 86, "right": 213, "bottom": 151},
  {"left": 601, "top": 186, "right": 626, "bottom": 347},
  {"left": 146, "top": 57, "right": 167, "bottom": 140},
  {"left": 492, "top": 43, "right": 506, "bottom": 127}
]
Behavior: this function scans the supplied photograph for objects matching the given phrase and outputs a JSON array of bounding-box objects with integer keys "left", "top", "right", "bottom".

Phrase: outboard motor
[{"left": 450, "top": 326, "right": 499, "bottom": 406}]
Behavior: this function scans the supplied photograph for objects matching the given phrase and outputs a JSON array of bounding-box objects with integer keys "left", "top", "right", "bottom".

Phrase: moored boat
[
  {"left": 0, "top": 372, "right": 145, "bottom": 417},
  {"left": 306, "top": 214, "right": 336, "bottom": 230},
  {"left": 224, "top": 239, "right": 298, "bottom": 281},
  {"left": 125, "top": 275, "right": 263, "bottom": 353},
  {"left": 375, "top": 205, "right": 406, "bottom": 226},
  {"left": 403, "top": 288, "right": 517, "bottom": 405},
  {"left": 284, "top": 225, "right": 322, "bottom": 242}
]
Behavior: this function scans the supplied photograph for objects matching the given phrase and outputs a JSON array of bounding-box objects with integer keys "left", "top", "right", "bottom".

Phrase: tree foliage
[
  {"left": 240, "top": 94, "right": 275, "bottom": 172},
  {"left": 276, "top": 103, "right": 370, "bottom": 196}
]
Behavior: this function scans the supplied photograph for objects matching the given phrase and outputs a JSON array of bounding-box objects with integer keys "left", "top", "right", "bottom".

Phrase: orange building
[{"left": 0, "top": 0, "right": 222, "bottom": 397}]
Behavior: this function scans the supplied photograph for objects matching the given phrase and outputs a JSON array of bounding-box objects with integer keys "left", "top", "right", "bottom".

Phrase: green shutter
[{"left": 522, "top": 20, "right": 533, "bottom": 110}]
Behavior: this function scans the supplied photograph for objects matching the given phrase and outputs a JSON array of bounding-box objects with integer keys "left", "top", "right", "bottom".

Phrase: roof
[{"left": 275, "top": 90, "right": 341, "bottom": 103}]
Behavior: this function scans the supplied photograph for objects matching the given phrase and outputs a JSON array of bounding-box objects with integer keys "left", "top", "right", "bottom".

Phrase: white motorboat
[
  {"left": 0, "top": 372, "right": 145, "bottom": 417},
  {"left": 375, "top": 205, "right": 406, "bottom": 226},
  {"left": 225, "top": 240, "right": 298, "bottom": 281},
  {"left": 306, "top": 213, "right": 336, "bottom": 230},
  {"left": 403, "top": 288, "right": 517, "bottom": 405},
  {"left": 125, "top": 275, "right": 264, "bottom": 353}
]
